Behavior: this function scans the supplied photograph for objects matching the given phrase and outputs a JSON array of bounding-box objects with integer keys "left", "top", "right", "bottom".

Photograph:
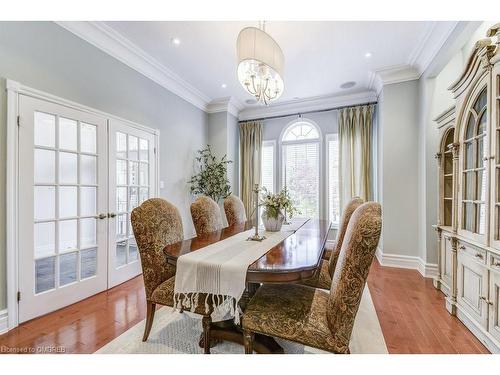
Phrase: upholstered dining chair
[
  {"left": 131, "top": 198, "right": 217, "bottom": 353},
  {"left": 301, "top": 197, "right": 364, "bottom": 290},
  {"left": 223, "top": 195, "right": 247, "bottom": 226},
  {"left": 191, "top": 196, "right": 224, "bottom": 235},
  {"left": 131, "top": 198, "right": 182, "bottom": 341},
  {"left": 241, "top": 202, "right": 382, "bottom": 354}
]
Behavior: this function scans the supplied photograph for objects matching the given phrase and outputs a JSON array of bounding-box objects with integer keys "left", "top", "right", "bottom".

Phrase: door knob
[{"left": 97, "top": 213, "right": 107, "bottom": 220}]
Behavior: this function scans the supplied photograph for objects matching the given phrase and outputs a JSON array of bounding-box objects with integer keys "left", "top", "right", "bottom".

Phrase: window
[
  {"left": 282, "top": 121, "right": 320, "bottom": 218},
  {"left": 261, "top": 141, "right": 275, "bottom": 193},
  {"left": 327, "top": 134, "right": 340, "bottom": 226},
  {"left": 462, "top": 87, "right": 487, "bottom": 234}
]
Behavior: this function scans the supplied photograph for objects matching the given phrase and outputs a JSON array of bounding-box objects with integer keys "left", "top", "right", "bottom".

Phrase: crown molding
[
  {"left": 409, "top": 21, "right": 461, "bottom": 76},
  {"left": 55, "top": 21, "right": 211, "bottom": 111},
  {"left": 238, "top": 91, "right": 377, "bottom": 121},
  {"left": 206, "top": 97, "right": 244, "bottom": 118},
  {"left": 368, "top": 22, "right": 467, "bottom": 95},
  {"left": 368, "top": 64, "right": 420, "bottom": 94}
]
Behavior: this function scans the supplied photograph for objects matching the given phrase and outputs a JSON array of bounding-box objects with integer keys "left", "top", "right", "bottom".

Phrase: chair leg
[
  {"left": 202, "top": 316, "right": 212, "bottom": 354},
  {"left": 243, "top": 329, "right": 254, "bottom": 354},
  {"left": 142, "top": 301, "right": 156, "bottom": 342}
]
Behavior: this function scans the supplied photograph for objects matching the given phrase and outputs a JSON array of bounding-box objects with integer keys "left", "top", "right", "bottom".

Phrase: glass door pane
[{"left": 108, "top": 119, "right": 156, "bottom": 287}]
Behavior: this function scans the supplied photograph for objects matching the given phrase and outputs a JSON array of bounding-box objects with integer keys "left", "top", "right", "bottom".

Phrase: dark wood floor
[{"left": 0, "top": 259, "right": 490, "bottom": 354}]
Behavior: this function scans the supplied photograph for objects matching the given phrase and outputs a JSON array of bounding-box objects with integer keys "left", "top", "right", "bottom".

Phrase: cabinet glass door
[
  {"left": 460, "top": 87, "right": 488, "bottom": 243},
  {"left": 491, "top": 69, "right": 500, "bottom": 249}
]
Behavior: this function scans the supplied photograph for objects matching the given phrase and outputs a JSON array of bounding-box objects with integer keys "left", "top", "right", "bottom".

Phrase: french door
[
  {"left": 108, "top": 119, "right": 156, "bottom": 287},
  {"left": 18, "top": 95, "right": 108, "bottom": 322},
  {"left": 18, "top": 95, "right": 157, "bottom": 323}
]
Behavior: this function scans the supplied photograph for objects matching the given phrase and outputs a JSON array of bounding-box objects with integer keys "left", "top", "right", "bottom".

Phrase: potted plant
[
  {"left": 188, "top": 145, "right": 232, "bottom": 202},
  {"left": 260, "top": 187, "right": 299, "bottom": 231}
]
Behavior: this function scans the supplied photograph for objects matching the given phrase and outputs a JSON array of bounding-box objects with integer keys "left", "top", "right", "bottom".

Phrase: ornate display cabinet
[
  {"left": 433, "top": 106, "right": 457, "bottom": 300},
  {"left": 435, "top": 24, "right": 500, "bottom": 353}
]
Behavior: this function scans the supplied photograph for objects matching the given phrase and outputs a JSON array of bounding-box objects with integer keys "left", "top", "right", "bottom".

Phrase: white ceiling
[
  {"left": 58, "top": 21, "right": 462, "bottom": 116},
  {"left": 104, "top": 21, "right": 430, "bottom": 100}
]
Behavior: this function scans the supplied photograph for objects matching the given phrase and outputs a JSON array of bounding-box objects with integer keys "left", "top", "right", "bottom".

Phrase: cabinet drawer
[
  {"left": 458, "top": 242, "right": 487, "bottom": 265},
  {"left": 490, "top": 253, "right": 500, "bottom": 272}
]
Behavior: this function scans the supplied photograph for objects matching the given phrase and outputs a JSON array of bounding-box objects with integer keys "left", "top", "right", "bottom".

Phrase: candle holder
[
  {"left": 247, "top": 183, "right": 266, "bottom": 242},
  {"left": 283, "top": 207, "right": 292, "bottom": 225}
]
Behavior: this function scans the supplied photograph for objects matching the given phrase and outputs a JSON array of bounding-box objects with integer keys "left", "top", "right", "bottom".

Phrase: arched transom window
[
  {"left": 281, "top": 120, "right": 320, "bottom": 218},
  {"left": 462, "top": 87, "right": 487, "bottom": 234},
  {"left": 282, "top": 122, "right": 320, "bottom": 142}
]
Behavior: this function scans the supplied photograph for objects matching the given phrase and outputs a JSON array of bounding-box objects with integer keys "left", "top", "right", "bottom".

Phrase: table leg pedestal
[{"left": 197, "top": 282, "right": 283, "bottom": 353}]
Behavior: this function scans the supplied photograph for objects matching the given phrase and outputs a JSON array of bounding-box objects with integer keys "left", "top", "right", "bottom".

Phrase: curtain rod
[{"left": 238, "top": 101, "right": 378, "bottom": 123}]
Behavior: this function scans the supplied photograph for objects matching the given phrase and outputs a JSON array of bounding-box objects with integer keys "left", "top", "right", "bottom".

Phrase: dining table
[{"left": 163, "top": 218, "right": 331, "bottom": 353}]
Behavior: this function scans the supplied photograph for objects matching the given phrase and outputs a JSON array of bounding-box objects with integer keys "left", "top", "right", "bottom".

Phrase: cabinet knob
[
  {"left": 96, "top": 213, "right": 107, "bottom": 220},
  {"left": 459, "top": 245, "right": 466, "bottom": 250},
  {"left": 108, "top": 212, "right": 117, "bottom": 218},
  {"left": 475, "top": 253, "right": 484, "bottom": 259},
  {"left": 493, "top": 262, "right": 500, "bottom": 267}
]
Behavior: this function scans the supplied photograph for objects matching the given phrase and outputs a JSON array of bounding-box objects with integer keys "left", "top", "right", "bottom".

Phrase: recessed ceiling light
[
  {"left": 171, "top": 37, "right": 181, "bottom": 46},
  {"left": 221, "top": 83, "right": 227, "bottom": 89},
  {"left": 364, "top": 52, "right": 372, "bottom": 58},
  {"left": 340, "top": 81, "right": 356, "bottom": 89}
]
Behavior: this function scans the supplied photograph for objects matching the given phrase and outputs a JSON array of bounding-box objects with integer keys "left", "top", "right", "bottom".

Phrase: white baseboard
[
  {"left": 0, "top": 309, "right": 8, "bottom": 335},
  {"left": 375, "top": 248, "right": 438, "bottom": 278}
]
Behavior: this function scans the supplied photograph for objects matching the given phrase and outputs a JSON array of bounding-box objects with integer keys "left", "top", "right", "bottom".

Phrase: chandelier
[{"left": 236, "top": 23, "right": 284, "bottom": 105}]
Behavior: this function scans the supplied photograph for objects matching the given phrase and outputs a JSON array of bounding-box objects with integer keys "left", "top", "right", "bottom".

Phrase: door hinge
[
  {"left": 17, "top": 115, "right": 21, "bottom": 127},
  {"left": 17, "top": 291, "right": 21, "bottom": 302}
]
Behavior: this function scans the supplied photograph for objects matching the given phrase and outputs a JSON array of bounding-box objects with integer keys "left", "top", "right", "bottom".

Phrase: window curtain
[
  {"left": 339, "top": 104, "right": 375, "bottom": 208},
  {"left": 239, "top": 121, "right": 263, "bottom": 219}
]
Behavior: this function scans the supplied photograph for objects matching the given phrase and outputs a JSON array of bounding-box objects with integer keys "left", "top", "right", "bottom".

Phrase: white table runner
[{"left": 173, "top": 219, "right": 309, "bottom": 323}]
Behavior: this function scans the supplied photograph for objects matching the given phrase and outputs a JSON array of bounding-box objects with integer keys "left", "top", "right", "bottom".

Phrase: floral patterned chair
[
  {"left": 301, "top": 197, "right": 364, "bottom": 290},
  {"left": 131, "top": 198, "right": 217, "bottom": 353},
  {"left": 241, "top": 202, "right": 382, "bottom": 354},
  {"left": 131, "top": 198, "right": 182, "bottom": 341},
  {"left": 223, "top": 195, "right": 247, "bottom": 226},
  {"left": 191, "top": 196, "right": 224, "bottom": 235}
]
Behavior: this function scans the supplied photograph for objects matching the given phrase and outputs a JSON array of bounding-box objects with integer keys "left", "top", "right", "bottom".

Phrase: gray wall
[
  {"left": 207, "top": 111, "right": 240, "bottom": 196},
  {"left": 377, "top": 80, "right": 420, "bottom": 258},
  {"left": 0, "top": 21, "right": 209, "bottom": 310}
]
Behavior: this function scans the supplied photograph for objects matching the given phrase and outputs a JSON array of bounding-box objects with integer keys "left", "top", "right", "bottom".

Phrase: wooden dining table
[{"left": 163, "top": 218, "right": 331, "bottom": 353}]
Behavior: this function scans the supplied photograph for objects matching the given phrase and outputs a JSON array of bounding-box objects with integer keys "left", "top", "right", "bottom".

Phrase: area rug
[{"left": 96, "top": 287, "right": 387, "bottom": 354}]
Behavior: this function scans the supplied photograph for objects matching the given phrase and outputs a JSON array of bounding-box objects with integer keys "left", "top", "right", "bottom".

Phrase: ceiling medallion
[{"left": 236, "top": 22, "right": 284, "bottom": 106}]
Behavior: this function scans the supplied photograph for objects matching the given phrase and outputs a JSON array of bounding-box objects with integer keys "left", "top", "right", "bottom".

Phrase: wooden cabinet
[
  {"left": 435, "top": 24, "right": 500, "bottom": 353},
  {"left": 489, "top": 269, "right": 500, "bottom": 342},
  {"left": 457, "top": 244, "right": 489, "bottom": 328}
]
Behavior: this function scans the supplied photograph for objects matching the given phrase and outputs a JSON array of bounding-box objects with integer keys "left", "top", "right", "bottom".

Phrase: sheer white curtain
[{"left": 339, "top": 104, "right": 375, "bottom": 208}]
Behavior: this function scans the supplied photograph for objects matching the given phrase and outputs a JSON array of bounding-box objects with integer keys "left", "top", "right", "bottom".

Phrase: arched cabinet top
[{"left": 448, "top": 38, "right": 495, "bottom": 99}]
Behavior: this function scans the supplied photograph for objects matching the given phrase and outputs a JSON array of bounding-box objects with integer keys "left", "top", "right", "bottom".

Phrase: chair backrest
[
  {"left": 131, "top": 198, "right": 183, "bottom": 299},
  {"left": 326, "top": 202, "right": 382, "bottom": 353},
  {"left": 328, "top": 197, "right": 364, "bottom": 277},
  {"left": 191, "top": 196, "right": 223, "bottom": 235},
  {"left": 224, "top": 195, "right": 247, "bottom": 226}
]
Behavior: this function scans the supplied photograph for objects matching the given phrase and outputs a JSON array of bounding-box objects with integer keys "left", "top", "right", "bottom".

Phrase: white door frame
[{"left": 5, "top": 79, "right": 160, "bottom": 331}]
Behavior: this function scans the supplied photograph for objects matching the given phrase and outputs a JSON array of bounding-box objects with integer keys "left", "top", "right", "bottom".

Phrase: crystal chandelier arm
[{"left": 250, "top": 75, "right": 260, "bottom": 96}]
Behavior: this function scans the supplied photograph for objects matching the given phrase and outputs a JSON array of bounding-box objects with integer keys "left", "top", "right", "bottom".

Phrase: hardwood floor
[
  {"left": 368, "top": 260, "right": 489, "bottom": 354},
  {"left": 0, "top": 259, "right": 490, "bottom": 354}
]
